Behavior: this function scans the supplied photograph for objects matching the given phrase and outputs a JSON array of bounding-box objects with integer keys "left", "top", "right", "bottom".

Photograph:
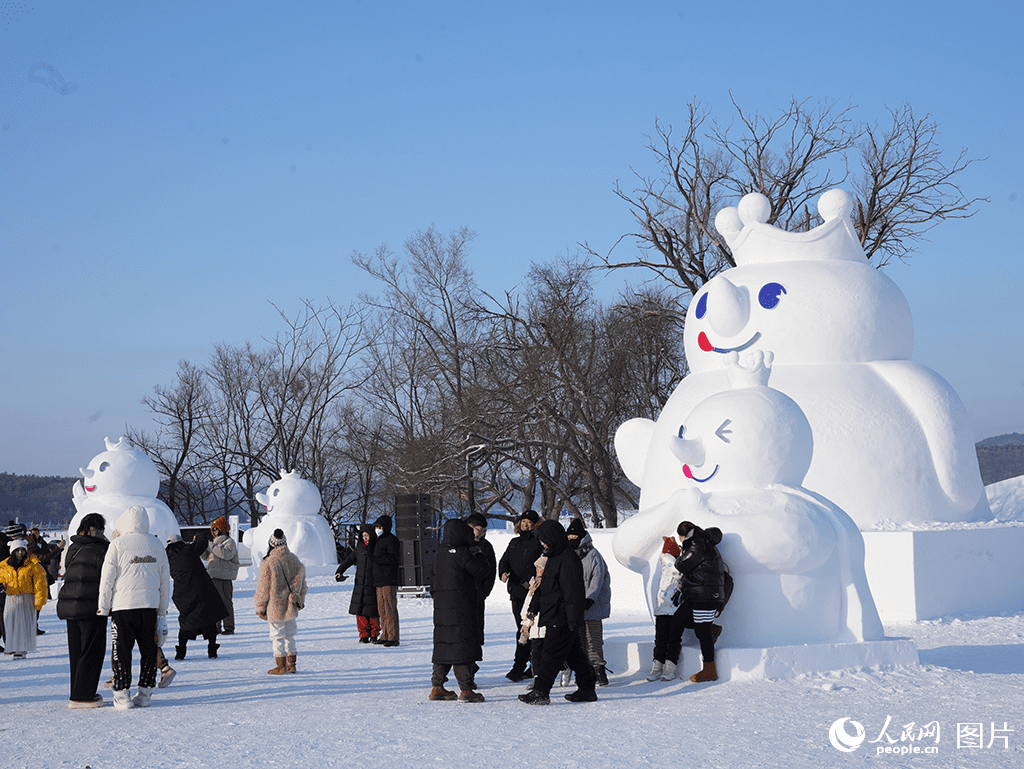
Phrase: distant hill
[
  {"left": 977, "top": 432, "right": 1024, "bottom": 447},
  {"left": 0, "top": 473, "right": 78, "bottom": 527},
  {"left": 3, "top": 431, "right": 1022, "bottom": 521},
  {"left": 976, "top": 445, "right": 1024, "bottom": 485}
]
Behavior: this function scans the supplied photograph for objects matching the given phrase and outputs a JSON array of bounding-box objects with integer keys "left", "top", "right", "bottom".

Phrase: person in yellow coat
[{"left": 0, "top": 539, "right": 48, "bottom": 659}]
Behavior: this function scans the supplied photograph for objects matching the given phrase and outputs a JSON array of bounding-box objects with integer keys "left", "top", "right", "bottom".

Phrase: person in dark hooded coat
[
  {"left": 429, "top": 519, "right": 488, "bottom": 702},
  {"left": 335, "top": 524, "right": 379, "bottom": 642},
  {"left": 674, "top": 521, "right": 727, "bottom": 683},
  {"left": 166, "top": 537, "right": 228, "bottom": 660},
  {"left": 518, "top": 519, "right": 597, "bottom": 705}
]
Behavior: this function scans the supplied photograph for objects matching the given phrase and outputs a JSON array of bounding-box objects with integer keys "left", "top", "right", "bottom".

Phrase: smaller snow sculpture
[
  {"left": 243, "top": 470, "right": 338, "bottom": 567},
  {"left": 68, "top": 436, "right": 181, "bottom": 543},
  {"left": 613, "top": 352, "right": 883, "bottom": 647}
]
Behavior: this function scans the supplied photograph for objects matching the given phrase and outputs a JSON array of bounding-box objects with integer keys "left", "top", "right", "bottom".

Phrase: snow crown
[
  {"left": 714, "top": 189, "right": 867, "bottom": 265},
  {"left": 725, "top": 350, "right": 773, "bottom": 389}
]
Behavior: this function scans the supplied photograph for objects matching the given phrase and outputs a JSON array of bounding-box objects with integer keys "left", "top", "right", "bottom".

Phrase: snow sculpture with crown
[
  {"left": 68, "top": 436, "right": 181, "bottom": 543},
  {"left": 243, "top": 470, "right": 338, "bottom": 568},
  {"left": 616, "top": 189, "right": 990, "bottom": 532},
  {"left": 614, "top": 351, "right": 883, "bottom": 646}
]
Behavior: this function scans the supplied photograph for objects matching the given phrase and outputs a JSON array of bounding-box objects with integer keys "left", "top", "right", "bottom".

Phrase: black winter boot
[
  {"left": 174, "top": 645, "right": 186, "bottom": 661},
  {"left": 518, "top": 689, "right": 550, "bottom": 706}
]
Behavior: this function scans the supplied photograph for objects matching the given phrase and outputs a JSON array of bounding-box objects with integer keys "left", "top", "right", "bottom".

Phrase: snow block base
[
  {"left": 862, "top": 525, "right": 1024, "bottom": 622},
  {"left": 607, "top": 638, "right": 919, "bottom": 682}
]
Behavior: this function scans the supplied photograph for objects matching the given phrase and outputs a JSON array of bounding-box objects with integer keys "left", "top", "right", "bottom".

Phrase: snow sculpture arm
[
  {"left": 869, "top": 361, "right": 988, "bottom": 519},
  {"left": 694, "top": 492, "right": 838, "bottom": 574},
  {"left": 615, "top": 418, "right": 656, "bottom": 486}
]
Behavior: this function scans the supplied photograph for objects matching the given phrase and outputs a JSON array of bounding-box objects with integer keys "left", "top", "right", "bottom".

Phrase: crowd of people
[{"left": 0, "top": 507, "right": 730, "bottom": 709}]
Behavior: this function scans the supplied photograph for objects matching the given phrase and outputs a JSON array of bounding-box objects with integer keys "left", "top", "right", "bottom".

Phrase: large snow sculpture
[
  {"left": 68, "top": 436, "right": 181, "bottom": 543},
  {"left": 614, "top": 351, "right": 884, "bottom": 646},
  {"left": 243, "top": 470, "right": 338, "bottom": 567},
  {"left": 619, "top": 189, "right": 989, "bottom": 530}
]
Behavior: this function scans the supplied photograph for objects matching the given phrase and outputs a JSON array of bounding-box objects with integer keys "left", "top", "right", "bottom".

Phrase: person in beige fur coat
[{"left": 254, "top": 529, "right": 308, "bottom": 675}]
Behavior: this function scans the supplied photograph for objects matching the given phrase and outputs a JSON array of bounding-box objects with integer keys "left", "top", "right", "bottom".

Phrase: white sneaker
[
  {"left": 113, "top": 689, "right": 134, "bottom": 710},
  {"left": 646, "top": 661, "right": 664, "bottom": 681},
  {"left": 661, "top": 661, "right": 678, "bottom": 681},
  {"left": 133, "top": 687, "right": 154, "bottom": 708},
  {"left": 560, "top": 669, "right": 572, "bottom": 687}
]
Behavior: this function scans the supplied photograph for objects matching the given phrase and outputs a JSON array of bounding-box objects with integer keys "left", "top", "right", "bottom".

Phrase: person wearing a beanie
[
  {"left": 0, "top": 538, "right": 48, "bottom": 659},
  {"left": 465, "top": 513, "right": 496, "bottom": 651},
  {"left": 370, "top": 515, "right": 401, "bottom": 647},
  {"left": 565, "top": 518, "right": 612, "bottom": 687},
  {"left": 204, "top": 516, "right": 239, "bottom": 636},
  {"left": 497, "top": 510, "right": 542, "bottom": 681},
  {"left": 518, "top": 520, "right": 597, "bottom": 705},
  {"left": 254, "top": 529, "right": 308, "bottom": 674}
]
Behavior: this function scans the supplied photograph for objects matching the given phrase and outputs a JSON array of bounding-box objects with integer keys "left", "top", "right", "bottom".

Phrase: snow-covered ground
[
  {"left": 988, "top": 475, "right": 1024, "bottom": 522},
  {"left": 3, "top": 575, "right": 1022, "bottom": 768}
]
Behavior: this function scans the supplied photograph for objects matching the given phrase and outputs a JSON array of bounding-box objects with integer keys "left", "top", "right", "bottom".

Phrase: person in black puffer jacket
[
  {"left": 674, "top": 521, "right": 727, "bottom": 683},
  {"left": 56, "top": 513, "right": 110, "bottom": 707},
  {"left": 429, "top": 519, "right": 489, "bottom": 702},
  {"left": 518, "top": 519, "right": 597, "bottom": 705},
  {"left": 497, "top": 510, "right": 543, "bottom": 680},
  {"left": 371, "top": 515, "right": 401, "bottom": 646},
  {"left": 166, "top": 537, "right": 228, "bottom": 660},
  {"left": 335, "top": 524, "right": 379, "bottom": 642}
]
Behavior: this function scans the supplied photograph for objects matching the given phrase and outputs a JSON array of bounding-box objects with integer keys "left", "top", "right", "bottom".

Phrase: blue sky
[{"left": 2, "top": 1, "right": 1021, "bottom": 477}]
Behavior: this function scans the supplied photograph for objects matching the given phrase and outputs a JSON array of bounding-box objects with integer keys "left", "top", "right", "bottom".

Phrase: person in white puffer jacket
[{"left": 98, "top": 505, "right": 171, "bottom": 710}]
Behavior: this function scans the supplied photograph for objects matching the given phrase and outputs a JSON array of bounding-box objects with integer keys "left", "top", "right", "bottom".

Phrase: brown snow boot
[
  {"left": 690, "top": 660, "right": 718, "bottom": 682},
  {"left": 429, "top": 686, "right": 458, "bottom": 701},
  {"left": 285, "top": 654, "right": 297, "bottom": 674},
  {"left": 268, "top": 656, "right": 287, "bottom": 675},
  {"left": 459, "top": 689, "right": 485, "bottom": 703}
]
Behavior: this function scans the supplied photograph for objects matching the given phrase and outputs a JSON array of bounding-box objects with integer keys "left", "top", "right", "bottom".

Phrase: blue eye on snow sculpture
[
  {"left": 694, "top": 292, "right": 708, "bottom": 319},
  {"left": 758, "top": 282, "right": 786, "bottom": 310}
]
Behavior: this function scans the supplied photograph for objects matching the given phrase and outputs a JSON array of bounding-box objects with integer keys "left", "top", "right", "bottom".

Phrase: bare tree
[
  {"left": 251, "top": 300, "right": 369, "bottom": 477},
  {"left": 204, "top": 342, "right": 270, "bottom": 527},
  {"left": 127, "top": 360, "right": 212, "bottom": 524},
  {"left": 477, "top": 256, "right": 686, "bottom": 526},
  {"left": 592, "top": 96, "right": 984, "bottom": 297},
  {"left": 353, "top": 226, "right": 488, "bottom": 512},
  {"left": 854, "top": 104, "right": 985, "bottom": 267}
]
